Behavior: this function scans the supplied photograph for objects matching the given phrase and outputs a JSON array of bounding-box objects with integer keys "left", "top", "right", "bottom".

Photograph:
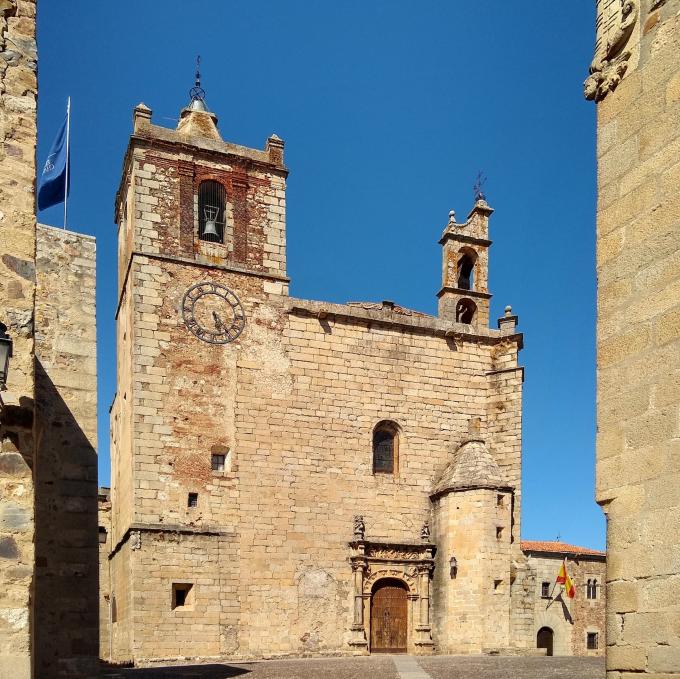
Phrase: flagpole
[{"left": 63, "top": 96, "right": 71, "bottom": 230}]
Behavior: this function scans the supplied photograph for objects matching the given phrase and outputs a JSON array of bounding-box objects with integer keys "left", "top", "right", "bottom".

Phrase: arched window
[
  {"left": 198, "top": 180, "right": 226, "bottom": 243},
  {"left": 456, "top": 298, "right": 477, "bottom": 324},
  {"left": 587, "top": 579, "right": 598, "bottom": 600},
  {"left": 373, "top": 421, "right": 399, "bottom": 474},
  {"left": 457, "top": 250, "right": 477, "bottom": 290}
]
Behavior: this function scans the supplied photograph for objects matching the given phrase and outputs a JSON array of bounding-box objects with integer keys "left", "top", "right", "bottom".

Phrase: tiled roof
[{"left": 521, "top": 540, "right": 606, "bottom": 557}]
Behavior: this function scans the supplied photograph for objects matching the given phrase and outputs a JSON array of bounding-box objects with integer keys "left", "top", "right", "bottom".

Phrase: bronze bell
[{"left": 203, "top": 205, "right": 220, "bottom": 238}]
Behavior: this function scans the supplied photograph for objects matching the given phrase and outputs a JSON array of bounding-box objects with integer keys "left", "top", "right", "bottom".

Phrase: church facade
[{"left": 102, "top": 91, "right": 603, "bottom": 664}]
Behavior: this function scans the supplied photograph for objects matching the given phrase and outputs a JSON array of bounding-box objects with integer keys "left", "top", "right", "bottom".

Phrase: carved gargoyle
[{"left": 584, "top": 0, "right": 639, "bottom": 101}]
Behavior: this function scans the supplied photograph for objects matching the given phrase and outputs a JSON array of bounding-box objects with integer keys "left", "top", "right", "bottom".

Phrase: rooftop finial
[
  {"left": 188, "top": 54, "right": 207, "bottom": 111},
  {"left": 473, "top": 170, "right": 487, "bottom": 203}
]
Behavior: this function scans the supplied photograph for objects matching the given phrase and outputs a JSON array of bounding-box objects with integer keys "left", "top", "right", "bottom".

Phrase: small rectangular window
[
  {"left": 496, "top": 526, "right": 503, "bottom": 540},
  {"left": 541, "top": 582, "right": 551, "bottom": 598},
  {"left": 211, "top": 454, "right": 225, "bottom": 471},
  {"left": 187, "top": 493, "right": 198, "bottom": 508},
  {"left": 587, "top": 632, "right": 599, "bottom": 650},
  {"left": 98, "top": 526, "right": 108, "bottom": 544},
  {"left": 497, "top": 494, "right": 504, "bottom": 507},
  {"left": 172, "top": 583, "right": 194, "bottom": 610}
]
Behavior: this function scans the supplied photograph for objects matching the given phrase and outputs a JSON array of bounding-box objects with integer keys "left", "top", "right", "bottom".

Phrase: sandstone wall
[
  {"left": 106, "top": 105, "right": 524, "bottom": 662},
  {"left": 526, "top": 553, "right": 605, "bottom": 657},
  {"left": 432, "top": 488, "right": 515, "bottom": 654},
  {"left": 593, "top": 0, "right": 680, "bottom": 676},
  {"left": 34, "top": 224, "right": 98, "bottom": 677},
  {"left": 108, "top": 253, "right": 523, "bottom": 660},
  {"left": 0, "top": 1, "right": 36, "bottom": 676},
  {"left": 98, "top": 488, "right": 111, "bottom": 661}
]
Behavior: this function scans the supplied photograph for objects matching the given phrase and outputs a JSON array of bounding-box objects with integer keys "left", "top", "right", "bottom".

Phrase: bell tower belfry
[{"left": 437, "top": 194, "right": 494, "bottom": 328}]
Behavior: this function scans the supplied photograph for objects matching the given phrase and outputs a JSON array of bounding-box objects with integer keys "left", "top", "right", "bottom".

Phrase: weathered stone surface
[
  {"left": 0, "top": 452, "right": 30, "bottom": 477},
  {"left": 0, "top": 536, "right": 19, "bottom": 560},
  {"left": 102, "top": 96, "right": 600, "bottom": 665},
  {"left": 0, "top": 502, "right": 32, "bottom": 531},
  {"left": 592, "top": 1, "right": 680, "bottom": 677},
  {"left": 33, "top": 224, "right": 99, "bottom": 678},
  {"left": 0, "top": 1, "right": 36, "bottom": 675}
]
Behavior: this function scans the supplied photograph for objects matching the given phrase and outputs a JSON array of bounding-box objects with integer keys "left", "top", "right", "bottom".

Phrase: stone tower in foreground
[
  {"left": 587, "top": 0, "right": 680, "bottom": 676},
  {"left": 105, "top": 80, "right": 534, "bottom": 662}
]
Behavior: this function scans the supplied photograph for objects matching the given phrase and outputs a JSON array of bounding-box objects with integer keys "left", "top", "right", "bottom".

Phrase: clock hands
[{"left": 212, "top": 310, "right": 226, "bottom": 333}]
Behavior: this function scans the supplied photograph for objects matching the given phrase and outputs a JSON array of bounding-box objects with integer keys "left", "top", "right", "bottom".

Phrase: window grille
[
  {"left": 541, "top": 582, "right": 551, "bottom": 598},
  {"left": 587, "top": 632, "right": 599, "bottom": 650},
  {"left": 187, "top": 492, "right": 198, "bottom": 508},
  {"left": 211, "top": 454, "right": 225, "bottom": 471},
  {"left": 373, "top": 423, "right": 398, "bottom": 474},
  {"left": 198, "top": 180, "right": 226, "bottom": 243}
]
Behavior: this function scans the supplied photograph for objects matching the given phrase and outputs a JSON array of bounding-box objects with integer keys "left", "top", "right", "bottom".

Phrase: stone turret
[{"left": 430, "top": 424, "right": 515, "bottom": 654}]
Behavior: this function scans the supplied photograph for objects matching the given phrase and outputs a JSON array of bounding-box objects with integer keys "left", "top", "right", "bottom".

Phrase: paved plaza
[{"left": 102, "top": 655, "right": 605, "bottom": 679}]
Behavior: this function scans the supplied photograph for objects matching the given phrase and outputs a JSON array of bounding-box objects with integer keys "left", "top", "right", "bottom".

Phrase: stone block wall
[
  {"left": 0, "top": 1, "right": 36, "bottom": 676},
  {"left": 526, "top": 553, "right": 605, "bottom": 657},
  {"left": 98, "top": 488, "right": 112, "bottom": 661},
  {"left": 106, "top": 104, "right": 524, "bottom": 663},
  {"left": 34, "top": 224, "right": 98, "bottom": 677},
  {"left": 592, "top": 0, "right": 680, "bottom": 675},
  {"left": 431, "top": 488, "right": 515, "bottom": 654}
]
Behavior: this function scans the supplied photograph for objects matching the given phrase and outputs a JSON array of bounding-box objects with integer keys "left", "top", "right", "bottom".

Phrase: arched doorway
[
  {"left": 537, "top": 626, "right": 554, "bottom": 656},
  {"left": 370, "top": 579, "right": 408, "bottom": 653}
]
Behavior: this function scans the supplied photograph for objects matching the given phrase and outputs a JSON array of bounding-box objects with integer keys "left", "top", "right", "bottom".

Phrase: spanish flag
[{"left": 556, "top": 559, "right": 576, "bottom": 599}]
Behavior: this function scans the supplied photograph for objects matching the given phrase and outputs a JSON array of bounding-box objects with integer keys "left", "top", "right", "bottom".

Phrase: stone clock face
[{"left": 181, "top": 282, "right": 246, "bottom": 344}]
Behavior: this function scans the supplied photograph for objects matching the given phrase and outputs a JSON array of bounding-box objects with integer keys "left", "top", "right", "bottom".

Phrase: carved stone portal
[
  {"left": 585, "top": 0, "right": 639, "bottom": 101},
  {"left": 348, "top": 540, "right": 435, "bottom": 654}
]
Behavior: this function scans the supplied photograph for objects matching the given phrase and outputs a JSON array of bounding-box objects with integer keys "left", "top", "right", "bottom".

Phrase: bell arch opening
[
  {"left": 457, "top": 248, "right": 477, "bottom": 290},
  {"left": 198, "top": 179, "right": 226, "bottom": 243},
  {"left": 456, "top": 298, "right": 477, "bottom": 324}
]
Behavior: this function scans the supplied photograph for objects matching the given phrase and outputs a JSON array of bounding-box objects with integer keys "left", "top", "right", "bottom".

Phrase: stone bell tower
[
  {"left": 437, "top": 192, "right": 494, "bottom": 328},
  {"left": 107, "top": 68, "right": 289, "bottom": 663}
]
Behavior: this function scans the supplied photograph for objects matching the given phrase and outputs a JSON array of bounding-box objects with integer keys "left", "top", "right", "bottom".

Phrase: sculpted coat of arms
[{"left": 584, "top": 0, "right": 639, "bottom": 101}]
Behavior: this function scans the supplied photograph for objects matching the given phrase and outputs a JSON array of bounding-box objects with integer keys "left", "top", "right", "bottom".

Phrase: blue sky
[{"left": 36, "top": 2, "right": 603, "bottom": 549}]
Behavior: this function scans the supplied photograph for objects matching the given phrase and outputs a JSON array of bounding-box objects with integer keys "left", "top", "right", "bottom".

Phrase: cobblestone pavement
[{"left": 102, "top": 655, "right": 605, "bottom": 679}]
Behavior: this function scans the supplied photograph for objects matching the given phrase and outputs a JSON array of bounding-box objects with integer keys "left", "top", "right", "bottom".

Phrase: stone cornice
[
  {"left": 436, "top": 286, "right": 492, "bottom": 300},
  {"left": 438, "top": 232, "right": 492, "bottom": 247},
  {"left": 107, "top": 522, "right": 236, "bottom": 559},
  {"left": 288, "top": 298, "right": 522, "bottom": 347}
]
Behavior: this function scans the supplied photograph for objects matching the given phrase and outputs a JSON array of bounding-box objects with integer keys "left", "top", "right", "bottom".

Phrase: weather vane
[
  {"left": 189, "top": 54, "right": 205, "bottom": 103},
  {"left": 473, "top": 171, "right": 487, "bottom": 202}
]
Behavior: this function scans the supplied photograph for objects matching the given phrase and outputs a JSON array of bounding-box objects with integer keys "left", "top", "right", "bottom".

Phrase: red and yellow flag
[{"left": 556, "top": 559, "right": 575, "bottom": 598}]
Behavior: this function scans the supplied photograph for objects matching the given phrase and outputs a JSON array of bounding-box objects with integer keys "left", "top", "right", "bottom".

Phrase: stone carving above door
[{"left": 585, "top": 0, "right": 639, "bottom": 101}]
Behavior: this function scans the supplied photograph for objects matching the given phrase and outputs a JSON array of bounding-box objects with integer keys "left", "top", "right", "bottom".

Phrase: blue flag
[{"left": 37, "top": 112, "right": 69, "bottom": 211}]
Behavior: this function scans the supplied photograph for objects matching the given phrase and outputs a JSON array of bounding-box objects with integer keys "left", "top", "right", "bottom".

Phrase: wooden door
[
  {"left": 537, "top": 627, "right": 554, "bottom": 656},
  {"left": 370, "top": 580, "right": 408, "bottom": 653}
]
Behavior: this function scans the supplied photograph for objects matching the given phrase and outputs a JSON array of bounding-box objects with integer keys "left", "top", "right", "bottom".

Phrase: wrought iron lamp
[
  {"left": 0, "top": 323, "right": 13, "bottom": 391},
  {"left": 449, "top": 555, "right": 458, "bottom": 579}
]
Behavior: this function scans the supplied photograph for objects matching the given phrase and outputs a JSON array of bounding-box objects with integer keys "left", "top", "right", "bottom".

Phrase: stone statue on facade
[
  {"left": 421, "top": 521, "right": 431, "bottom": 541},
  {"left": 353, "top": 515, "right": 365, "bottom": 540}
]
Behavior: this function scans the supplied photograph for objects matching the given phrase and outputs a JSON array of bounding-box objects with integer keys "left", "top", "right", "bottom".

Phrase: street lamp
[
  {"left": 0, "top": 323, "right": 13, "bottom": 391},
  {"left": 449, "top": 556, "right": 458, "bottom": 579}
]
